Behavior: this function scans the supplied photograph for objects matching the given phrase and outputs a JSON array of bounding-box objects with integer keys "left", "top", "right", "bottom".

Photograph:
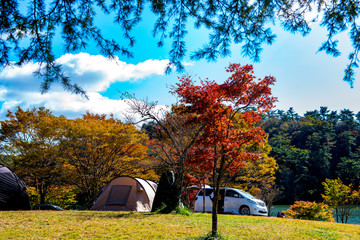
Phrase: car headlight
[{"left": 247, "top": 198, "right": 257, "bottom": 205}]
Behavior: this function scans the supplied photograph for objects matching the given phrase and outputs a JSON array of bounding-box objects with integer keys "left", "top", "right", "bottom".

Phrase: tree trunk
[
  {"left": 39, "top": 185, "right": 46, "bottom": 204},
  {"left": 211, "top": 147, "right": 226, "bottom": 238},
  {"left": 267, "top": 202, "right": 272, "bottom": 217},
  {"left": 202, "top": 182, "right": 206, "bottom": 213},
  {"left": 211, "top": 168, "right": 223, "bottom": 238},
  {"left": 175, "top": 166, "right": 184, "bottom": 207},
  {"left": 335, "top": 208, "right": 339, "bottom": 223},
  {"left": 211, "top": 188, "right": 219, "bottom": 237}
]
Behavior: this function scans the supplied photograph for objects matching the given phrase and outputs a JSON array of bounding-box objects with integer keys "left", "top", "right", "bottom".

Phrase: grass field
[{"left": 1, "top": 211, "right": 360, "bottom": 240}]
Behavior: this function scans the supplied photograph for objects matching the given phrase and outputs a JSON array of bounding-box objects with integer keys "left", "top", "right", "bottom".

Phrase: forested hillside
[{"left": 261, "top": 107, "right": 360, "bottom": 204}]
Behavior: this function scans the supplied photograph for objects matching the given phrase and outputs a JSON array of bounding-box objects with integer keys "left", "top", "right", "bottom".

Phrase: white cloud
[
  {"left": 12, "top": 91, "right": 169, "bottom": 122},
  {"left": 0, "top": 100, "right": 23, "bottom": 115},
  {"left": 0, "top": 62, "right": 39, "bottom": 79},
  {"left": 56, "top": 53, "right": 169, "bottom": 92},
  {"left": 0, "top": 53, "right": 170, "bottom": 120}
]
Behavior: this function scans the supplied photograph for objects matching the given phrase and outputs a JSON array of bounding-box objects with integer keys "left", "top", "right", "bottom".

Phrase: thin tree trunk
[
  {"left": 211, "top": 147, "right": 219, "bottom": 238},
  {"left": 175, "top": 165, "right": 184, "bottom": 207},
  {"left": 202, "top": 182, "right": 206, "bottom": 213},
  {"left": 212, "top": 163, "right": 224, "bottom": 237},
  {"left": 211, "top": 186, "right": 219, "bottom": 237},
  {"left": 39, "top": 185, "right": 46, "bottom": 204},
  {"left": 211, "top": 147, "right": 226, "bottom": 238}
]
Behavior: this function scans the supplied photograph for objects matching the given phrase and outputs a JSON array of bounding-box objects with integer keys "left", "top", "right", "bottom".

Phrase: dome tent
[
  {"left": 0, "top": 165, "right": 31, "bottom": 210},
  {"left": 90, "top": 176, "right": 157, "bottom": 212}
]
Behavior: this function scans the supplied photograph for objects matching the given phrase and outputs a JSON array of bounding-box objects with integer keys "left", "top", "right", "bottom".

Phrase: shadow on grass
[
  {"left": 186, "top": 232, "right": 225, "bottom": 240},
  {"left": 94, "top": 211, "right": 156, "bottom": 219},
  {"left": 67, "top": 211, "right": 156, "bottom": 220}
]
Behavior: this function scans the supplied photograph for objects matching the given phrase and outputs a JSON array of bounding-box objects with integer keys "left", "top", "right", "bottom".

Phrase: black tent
[{"left": 0, "top": 165, "right": 31, "bottom": 210}]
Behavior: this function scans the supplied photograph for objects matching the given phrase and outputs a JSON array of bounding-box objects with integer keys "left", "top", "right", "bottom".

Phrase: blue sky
[{"left": 0, "top": 5, "right": 358, "bottom": 120}]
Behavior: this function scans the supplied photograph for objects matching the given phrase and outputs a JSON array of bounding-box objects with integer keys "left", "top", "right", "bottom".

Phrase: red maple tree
[{"left": 173, "top": 63, "right": 277, "bottom": 237}]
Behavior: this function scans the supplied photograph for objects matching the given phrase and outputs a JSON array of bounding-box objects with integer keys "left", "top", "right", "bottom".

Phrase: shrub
[
  {"left": 154, "top": 203, "right": 192, "bottom": 215},
  {"left": 283, "top": 201, "right": 334, "bottom": 222},
  {"left": 322, "top": 178, "right": 360, "bottom": 223},
  {"left": 175, "top": 205, "right": 192, "bottom": 216}
]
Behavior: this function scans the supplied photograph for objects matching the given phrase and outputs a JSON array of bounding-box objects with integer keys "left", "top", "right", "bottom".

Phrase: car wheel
[{"left": 239, "top": 206, "right": 250, "bottom": 215}]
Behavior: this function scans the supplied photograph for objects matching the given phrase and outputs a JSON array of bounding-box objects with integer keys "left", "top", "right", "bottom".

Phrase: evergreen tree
[{"left": 2, "top": 0, "right": 360, "bottom": 93}]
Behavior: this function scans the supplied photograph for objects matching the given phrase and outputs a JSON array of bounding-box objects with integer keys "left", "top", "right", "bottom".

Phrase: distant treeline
[{"left": 261, "top": 107, "right": 360, "bottom": 204}]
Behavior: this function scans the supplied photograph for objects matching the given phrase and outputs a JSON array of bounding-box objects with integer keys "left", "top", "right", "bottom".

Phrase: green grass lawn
[{"left": 0, "top": 211, "right": 360, "bottom": 240}]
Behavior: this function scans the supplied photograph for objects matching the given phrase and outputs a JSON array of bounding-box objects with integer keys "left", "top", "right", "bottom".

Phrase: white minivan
[{"left": 194, "top": 187, "right": 268, "bottom": 216}]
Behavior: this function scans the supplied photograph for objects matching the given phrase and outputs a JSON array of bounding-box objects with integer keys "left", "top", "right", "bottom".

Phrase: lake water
[{"left": 270, "top": 205, "right": 360, "bottom": 225}]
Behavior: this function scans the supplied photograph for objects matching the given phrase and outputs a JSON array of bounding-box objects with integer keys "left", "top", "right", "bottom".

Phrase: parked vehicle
[
  {"left": 33, "top": 204, "right": 64, "bottom": 210},
  {"left": 194, "top": 187, "right": 267, "bottom": 216}
]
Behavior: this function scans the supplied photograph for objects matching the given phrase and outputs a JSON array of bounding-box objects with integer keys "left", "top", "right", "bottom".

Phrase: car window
[
  {"left": 225, "top": 190, "right": 241, "bottom": 198},
  {"left": 197, "top": 189, "right": 214, "bottom": 196},
  {"left": 238, "top": 190, "right": 255, "bottom": 199}
]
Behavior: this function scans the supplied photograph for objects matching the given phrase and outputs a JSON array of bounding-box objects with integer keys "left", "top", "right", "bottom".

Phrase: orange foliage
[
  {"left": 173, "top": 63, "right": 277, "bottom": 181},
  {"left": 172, "top": 63, "right": 277, "bottom": 235}
]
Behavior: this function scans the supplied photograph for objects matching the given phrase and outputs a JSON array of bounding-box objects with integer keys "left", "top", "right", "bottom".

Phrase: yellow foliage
[
  {"left": 283, "top": 201, "right": 334, "bottom": 222},
  {"left": 1, "top": 108, "right": 158, "bottom": 206},
  {"left": 1, "top": 107, "right": 71, "bottom": 203},
  {"left": 59, "top": 113, "right": 155, "bottom": 201},
  {"left": 224, "top": 146, "right": 278, "bottom": 198},
  {"left": 27, "top": 185, "right": 77, "bottom": 209},
  {"left": 322, "top": 178, "right": 360, "bottom": 223}
]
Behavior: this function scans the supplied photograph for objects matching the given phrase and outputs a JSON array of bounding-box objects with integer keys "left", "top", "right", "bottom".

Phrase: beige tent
[{"left": 90, "top": 176, "right": 157, "bottom": 212}]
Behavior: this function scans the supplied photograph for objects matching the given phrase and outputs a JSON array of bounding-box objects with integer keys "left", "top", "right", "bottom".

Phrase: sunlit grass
[{"left": 0, "top": 211, "right": 359, "bottom": 239}]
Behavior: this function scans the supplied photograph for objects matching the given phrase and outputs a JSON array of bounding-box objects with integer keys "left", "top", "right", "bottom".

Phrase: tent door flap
[{"left": 106, "top": 185, "right": 132, "bottom": 206}]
